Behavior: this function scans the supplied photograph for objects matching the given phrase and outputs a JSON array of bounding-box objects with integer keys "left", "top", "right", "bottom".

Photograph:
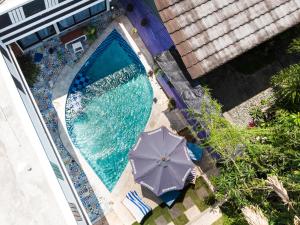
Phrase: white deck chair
[
  {"left": 72, "top": 41, "right": 84, "bottom": 54},
  {"left": 122, "top": 191, "right": 151, "bottom": 223}
]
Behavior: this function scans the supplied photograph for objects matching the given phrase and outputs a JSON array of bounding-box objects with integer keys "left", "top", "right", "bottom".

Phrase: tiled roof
[{"left": 155, "top": 0, "right": 300, "bottom": 79}]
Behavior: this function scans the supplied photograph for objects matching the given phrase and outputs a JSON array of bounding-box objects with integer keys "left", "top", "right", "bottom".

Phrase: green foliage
[
  {"left": 270, "top": 110, "right": 300, "bottom": 150},
  {"left": 85, "top": 25, "right": 97, "bottom": 43},
  {"left": 168, "top": 98, "right": 176, "bottom": 111},
  {"left": 17, "top": 54, "right": 40, "bottom": 87},
  {"left": 271, "top": 64, "right": 300, "bottom": 112},
  {"left": 288, "top": 38, "right": 300, "bottom": 53},
  {"left": 188, "top": 88, "right": 300, "bottom": 224},
  {"left": 57, "top": 50, "right": 63, "bottom": 61}
]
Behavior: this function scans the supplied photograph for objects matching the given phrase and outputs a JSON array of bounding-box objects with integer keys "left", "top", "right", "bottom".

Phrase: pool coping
[{"left": 52, "top": 15, "right": 172, "bottom": 225}]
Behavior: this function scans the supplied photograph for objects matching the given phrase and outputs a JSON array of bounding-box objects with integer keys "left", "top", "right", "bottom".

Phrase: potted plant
[
  {"left": 85, "top": 25, "right": 97, "bottom": 43},
  {"left": 17, "top": 54, "right": 40, "bottom": 87},
  {"left": 126, "top": 3, "right": 134, "bottom": 12},
  {"left": 141, "top": 18, "right": 149, "bottom": 27},
  {"left": 168, "top": 98, "right": 176, "bottom": 111},
  {"left": 131, "top": 27, "right": 137, "bottom": 35}
]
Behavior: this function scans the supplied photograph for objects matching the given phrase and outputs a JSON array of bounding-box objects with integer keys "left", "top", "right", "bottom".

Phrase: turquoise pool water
[{"left": 65, "top": 30, "right": 153, "bottom": 191}]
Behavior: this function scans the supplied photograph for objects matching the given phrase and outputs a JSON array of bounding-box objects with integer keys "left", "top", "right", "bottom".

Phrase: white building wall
[{"left": 0, "top": 43, "right": 91, "bottom": 225}]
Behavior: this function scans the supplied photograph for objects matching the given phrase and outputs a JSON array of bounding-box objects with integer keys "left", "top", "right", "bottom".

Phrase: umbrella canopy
[{"left": 129, "top": 126, "right": 194, "bottom": 196}]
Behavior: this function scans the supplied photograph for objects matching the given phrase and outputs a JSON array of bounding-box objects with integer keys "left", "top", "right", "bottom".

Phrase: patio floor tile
[
  {"left": 183, "top": 196, "right": 195, "bottom": 209},
  {"left": 169, "top": 205, "right": 182, "bottom": 219},
  {"left": 184, "top": 205, "right": 201, "bottom": 221},
  {"left": 155, "top": 215, "right": 168, "bottom": 225},
  {"left": 196, "top": 187, "right": 209, "bottom": 199}
]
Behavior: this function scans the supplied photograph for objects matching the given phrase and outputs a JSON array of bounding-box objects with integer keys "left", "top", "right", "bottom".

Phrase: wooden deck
[{"left": 60, "top": 28, "right": 85, "bottom": 44}]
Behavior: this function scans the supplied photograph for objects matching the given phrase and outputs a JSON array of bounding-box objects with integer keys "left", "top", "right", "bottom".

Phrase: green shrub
[
  {"left": 17, "top": 54, "right": 39, "bottom": 87},
  {"left": 204, "top": 194, "right": 217, "bottom": 206},
  {"left": 168, "top": 98, "right": 176, "bottom": 111},
  {"left": 287, "top": 38, "right": 300, "bottom": 53},
  {"left": 85, "top": 25, "right": 97, "bottom": 43},
  {"left": 271, "top": 64, "right": 300, "bottom": 112}
]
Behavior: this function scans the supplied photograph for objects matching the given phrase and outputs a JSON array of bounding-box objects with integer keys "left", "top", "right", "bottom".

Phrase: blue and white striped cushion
[
  {"left": 123, "top": 191, "right": 151, "bottom": 223},
  {"left": 126, "top": 191, "right": 151, "bottom": 215}
]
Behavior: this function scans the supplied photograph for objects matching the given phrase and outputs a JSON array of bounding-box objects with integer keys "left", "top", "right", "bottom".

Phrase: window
[
  {"left": 23, "top": 0, "right": 46, "bottom": 17},
  {"left": 37, "top": 26, "right": 56, "bottom": 39},
  {"left": 18, "top": 33, "right": 40, "bottom": 49},
  {"left": 57, "top": 2, "right": 107, "bottom": 31},
  {"left": 17, "top": 25, "right": 56, "bottom": 49},
  {"left": 57, "top": 16, "right": 75, "bottom": 31},
  {"left": 0, "top": 14, "right": 12, "bottom": 29},
  {"left": 11, "top": 75, "right": 25, "bottom": 94},
  {"left": 90, "top": 2, "right": 106, "bottom": 16},
  {"left": 74, "top": 9, "right": 90, "bottom": 23}
]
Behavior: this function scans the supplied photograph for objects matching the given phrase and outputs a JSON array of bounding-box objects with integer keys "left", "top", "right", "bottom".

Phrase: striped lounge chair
[
  {"left": 123, "top": 191, "right": 151, "bottom": 223},
  {"left": 186, "top": 167, "right": 197, "bottom": 185}
]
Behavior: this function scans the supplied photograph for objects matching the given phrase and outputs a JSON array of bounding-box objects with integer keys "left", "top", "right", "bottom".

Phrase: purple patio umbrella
[{"left": 129, "top": 126, "right": 194, "bottom": 196}]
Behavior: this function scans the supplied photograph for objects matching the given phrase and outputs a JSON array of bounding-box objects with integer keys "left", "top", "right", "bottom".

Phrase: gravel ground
[{"left": 223, "top": 88, "right": 274, "bottom": 127}]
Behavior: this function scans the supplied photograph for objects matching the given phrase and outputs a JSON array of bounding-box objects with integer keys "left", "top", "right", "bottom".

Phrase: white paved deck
[{"left": 52, "top": 16, "right": 172, "bottom": 225}]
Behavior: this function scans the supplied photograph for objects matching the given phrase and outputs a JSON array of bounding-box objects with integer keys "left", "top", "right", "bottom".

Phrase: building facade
[
  {"left": 0, "top": 0, "right": 110, "bottom": 50},
  {"left": 0, "top": 0, "right": 111, "bottom": 224}
]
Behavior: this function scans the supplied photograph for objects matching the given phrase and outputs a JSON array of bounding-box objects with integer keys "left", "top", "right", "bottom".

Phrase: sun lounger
[
  {"left": 123, "top": 191, "right": 151, "bottom": 223},
  {"left": 72, "top": 41, "right": 84, "bottom": 54}
]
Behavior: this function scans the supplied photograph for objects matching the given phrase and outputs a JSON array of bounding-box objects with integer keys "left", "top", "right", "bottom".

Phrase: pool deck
[{"left": 52, "top": 15, "right": 172, "bottom": 225}]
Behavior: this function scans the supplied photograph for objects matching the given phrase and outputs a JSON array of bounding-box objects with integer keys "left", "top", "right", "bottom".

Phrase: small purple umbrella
[{"left": 129, "top": 126, "right": 194, "bottom": 196}]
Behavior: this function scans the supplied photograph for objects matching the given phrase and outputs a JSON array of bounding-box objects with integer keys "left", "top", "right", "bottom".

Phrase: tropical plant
[
  {"left": 85, "top": 25, "right": 97, "bottom": 43},
  {"left": 168, "top": 98, "right": 176, "bottom": 111},
  {"left": 295, "top": 216, "right": 300, "bottom": 225},
  {"left": 241, "top": 205, "right": 268, "bottom": 225},
  {"left": 266, "top": 176, "right": 293, "bottom": 210},
  {"left": 131, "top": 27, "right": 137, "bottom": 35},
  {"left": 271, "top": 64, "right": 300, "bottom": 112},
  {"left": 188, "top": 88, "right": 300, "bottom": 224},
  {"left": 17, "top": 54, "right": 40, "bottom": 87}
]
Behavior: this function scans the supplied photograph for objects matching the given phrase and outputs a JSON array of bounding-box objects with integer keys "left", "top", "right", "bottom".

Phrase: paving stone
[
  {"left": 196, "top": 187, "right": 209, "bottom": 199},
  {"left": 169, "top": 205, "right": 182, "bottom": 219},
  {"left": 155, "top": 215, "right": 168, "bottom": 225},
  {"left": 167, "top": 222, "right": 175, "bottom": 225},
  {"left": 184, "top": 205, "right": 201, "bottom": 221},
  {"left": 183, "top": 196, "right": 195, "bottom": 209}
]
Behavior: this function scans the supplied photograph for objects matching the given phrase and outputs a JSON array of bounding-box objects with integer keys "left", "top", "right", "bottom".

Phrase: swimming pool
[{"left": 65, "top": 30, "right": 153, "bottom": 191}]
